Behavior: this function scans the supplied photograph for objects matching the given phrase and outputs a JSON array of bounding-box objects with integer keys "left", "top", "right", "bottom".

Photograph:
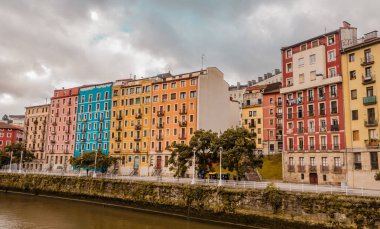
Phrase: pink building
[
  {"left": 46, "top": 87, "right": 79, "bottom": 171},
  {"left": 262, "top": 82, "right": 283, "bottom": 155}
]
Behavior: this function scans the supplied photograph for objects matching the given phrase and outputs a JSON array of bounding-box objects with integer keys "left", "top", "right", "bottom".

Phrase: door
[
  {"left": 309, "top": 173, "right": 318, "bottom": 184},
  {"left": 156, "top": 156, "right": 162, "bottom": 170},
  {"left": 134, "top": 156, "right": 139, "bottom": 169}
]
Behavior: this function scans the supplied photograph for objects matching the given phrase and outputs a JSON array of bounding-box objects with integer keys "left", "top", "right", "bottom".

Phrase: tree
[
  {"left": 70, "top": 151, "right": 116, "bottom": 176},
  {"left": 218, "top": 127, "right": 263, "bottom": 181},
  {"left": 4, "top": 143, "right": 35, "bottom": 166},
  {"left": 0, "top": 150, "right": 10, "bottom": 167},
  {"left": 375, "top": 171, "right": 380, "bottom": 181},
  {"left": 168, "top": 130, "right": 219, "bottom": 178}
]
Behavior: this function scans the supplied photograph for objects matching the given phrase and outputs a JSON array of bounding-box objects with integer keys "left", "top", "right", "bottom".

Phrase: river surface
[{"left": 0, "top": 192, "right": 235, "bottom": 229}]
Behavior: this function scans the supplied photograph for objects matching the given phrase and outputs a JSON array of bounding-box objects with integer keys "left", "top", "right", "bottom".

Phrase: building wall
[
  {"left": 263, "top": 91, "right": 283, "bottom": 155},
  {"left": 46, "top": 87, "right": 79, "bottom": 171},
  {"left": 242, "top": 105, "right": 263, "bottom": 153},
  {"left": 24, "top": 104, "right": 50, "bottom": 170},
  {"left": 0, "top": 125, "right": 23, "bottom": 151},
  {"left": 342, "top": 39, "right": 380, "bottom": 188},
  {"left": 74, "top": 83, "right": 113, "bottom": 159}
]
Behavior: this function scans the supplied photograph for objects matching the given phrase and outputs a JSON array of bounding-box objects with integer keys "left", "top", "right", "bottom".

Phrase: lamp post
[
  {"left": 18, "top": 151, "right": 23, "bottom": 174},
  {"left": 78, "top": 150, "right": 83, "bottom": 177},
  {"left": 218, "top": 147, "right": 223, "bottom": 186},
  {"left": 191, "top": 148, "right": 196, "bottom": 184},
  {"left": 93, "top": 149, "right": 98, "bottom": 178},
  {"left": 8, "top": 151, "right": 13, "bottom": 173}
]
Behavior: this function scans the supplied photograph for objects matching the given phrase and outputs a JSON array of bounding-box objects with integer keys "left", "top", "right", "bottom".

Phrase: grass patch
[{"left": 258, "top": 153, "right": 282, "bottom": 180}]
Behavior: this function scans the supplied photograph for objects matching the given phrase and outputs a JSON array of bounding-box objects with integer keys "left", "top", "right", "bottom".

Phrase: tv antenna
[{"left": 201, "top": 54, "right": 205, "bottom": 70}]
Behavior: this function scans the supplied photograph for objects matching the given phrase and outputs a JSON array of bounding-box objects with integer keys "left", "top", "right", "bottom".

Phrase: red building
[
  {"left": 262, "top": 82, "right": 283, "bottom": 155},
  {"left": 280, "top": 22, "right": 357, "bottom": 185},
  {"left": 0, "top": 122, "right": 23, "bottom": 151}
]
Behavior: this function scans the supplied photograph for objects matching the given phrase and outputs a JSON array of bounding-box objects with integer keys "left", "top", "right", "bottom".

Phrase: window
[
  {"left": 328, "top": 50, "right": 336, "bottom": 62},
  {"left": 286, "top": 49, "right": 292, "bottom": 58},
  {"left": 351, "top": 90, "right": 357, "bottom": 100},
  {"left": 354, "top": 152, "right": 362, "bottom": 170},
  {"left": 309, "top": 54, "right": 316, "bottom": 64},
  {"left": 349, "top": 53, "right": 355, "bottom": 62},
  {"left": 311, "top": 40, "right": 319, "bottom": 47},
  {"left": 190, "top": 91, "right": 197, "bottom": 98},
  {"left": 330, "top": 85, "right": 337, "bottom": 97},
  {"left": 298, "top": 58, "right": 304, "bottom": 67},
  {"left": 170, "top": 93, "right": 176, "bottom": 100},
  {"left": 180, "top": 92, "right": 186, "bottom": 99},
  {"left": 286, "top": 63, "right": 292, "bottom": 73},
  {"left": 349, "top": 70, "right": 356, "bottom": 80},
  {"left": 352, "top": 110, "right": 358, "bottom": 120},
  {"left": 328, "top": 67, "right": 336, "bottom": 77},
  {"left": 171, "top": 82, "right": 176, "bottom": 88},
  {"left": 331, "top": 101, "right": 338, "bottom": 114},
  {"left": 370, "top": 152, "right": 379, "bottom": 170},
  {"left": 190, "top": 79, "right": 197, "bottom": 86},
  {"left": 300, "top": 44, "right": 307, "bottom": 51},
  {"left": 154, "top": 85, "right": 159, "bottom": 91},
  {"left": 328, "top": 35, "right": 335, "bottom": 45},
  {"left": 153, "top": 96, "right": 158, "bottom": 102},
  {"left": 299, "top": 74, "right": 304, "bottom": 83},
  {"left": 162, "top": 84, "right": 167, "bottom": 89}
]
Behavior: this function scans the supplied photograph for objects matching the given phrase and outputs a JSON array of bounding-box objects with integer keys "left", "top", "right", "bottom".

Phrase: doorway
[{"left": 309, "top": 173, "right": 318, "bottom": 184}]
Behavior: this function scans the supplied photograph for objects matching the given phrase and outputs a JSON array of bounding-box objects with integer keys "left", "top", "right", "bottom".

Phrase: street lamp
[
  {"left": 218, "top": 147, "right": 223, "bottom": 186},
  {"left": 78, "top": 150, "right": 83, "bottom": 177},
  {"left": 93, "top": 149, "right": 99, "bottom": 178},
  {"left": 18, "top": 151, "right": 23, "bottom": 174},
  {"left": 8, "top": 151, "right": 13, "bottom": 173},
  {"left": 191, "top": 148, "right": 196, "bottom": 185}
]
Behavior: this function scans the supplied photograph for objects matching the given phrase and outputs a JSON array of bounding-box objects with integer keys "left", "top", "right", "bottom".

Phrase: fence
[{"left": 1, "top": 169, "right": 379, "bottom": 197}]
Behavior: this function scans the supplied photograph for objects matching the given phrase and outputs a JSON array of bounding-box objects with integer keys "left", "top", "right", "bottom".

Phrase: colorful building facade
[
  {"left": 262, "top": 82, "right": 283, "bottom": 155},
  {"left": 280, "top": 22, "right": 357, "bottom": 185},
  {"left": 342, "top": 30, "right": 380, "bottom": 189},
  {"left": 46, "top": 87, "right": 79, "bottom": 171},
  {"left": 24, "top": 104, "right": 50, "bottom": 170},
  {"left": 74, "top": 83, "right": 113, "bottom": 160},
  {"left": 0, "top": 123, "right": 23, "bottom": 151}
]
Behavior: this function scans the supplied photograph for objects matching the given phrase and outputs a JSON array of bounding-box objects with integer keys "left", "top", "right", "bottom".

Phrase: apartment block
[
  {"left": 0, "top": 123, "right": 23, "bottom": 151},
  {"left": 281, "top": 22, "right": 357, "bottom": 185},
  {"left": 342, "top": 30, "right": 380, "bottom": 189},
  {"left": 74, "top": 83, "right": 113, "bottom": 159},
  {"left": 24, "top": 104, "right": 50, "bottom": 170},
  {"left": 46, "top": 87, "right": 79, "bottom": 171}
]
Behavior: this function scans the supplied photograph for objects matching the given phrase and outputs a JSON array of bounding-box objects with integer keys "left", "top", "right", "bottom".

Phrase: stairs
[
  {"left": 152, "top": 168, "right": 162, "bottom": 177},
  {"left": 129, "top": 168, "right": 138, "bottom": 176},
  {"left": 245, "top": 169, "right": 262, "bottom": 181}
]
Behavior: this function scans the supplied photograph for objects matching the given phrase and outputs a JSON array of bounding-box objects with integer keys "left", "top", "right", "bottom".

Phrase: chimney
[
  {"left": 258, "top": 77, "right": 263, "bottom": 82},
  {"left": 252, "top": 80, "right": 256, "bottom": 84},
  {"left": 264, "top": 74, "right": 268, "bottom": 80},
  {"left": 248, "top": 81, "right": 252, "bottom": 86},
  {"left": 267, "top": 72, "right": 273, "bottom": 78},
  {"left": 342, "top": 21, "right": 351, "bottom": 28},
  {"left": 274, "top": 69, "right": 281, "bottom": 75},
  {"left": 237, "top": 82, "right": 241, "bottom": 89}
]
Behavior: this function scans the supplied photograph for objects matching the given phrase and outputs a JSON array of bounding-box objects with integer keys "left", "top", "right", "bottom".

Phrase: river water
[{"left": 0, "top": 192, "right": 235, "bottom": 229}]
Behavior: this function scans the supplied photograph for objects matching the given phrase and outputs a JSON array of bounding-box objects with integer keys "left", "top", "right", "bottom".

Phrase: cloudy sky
[{"left": 0, "top": 0, "right": 379, "bottom": 116}]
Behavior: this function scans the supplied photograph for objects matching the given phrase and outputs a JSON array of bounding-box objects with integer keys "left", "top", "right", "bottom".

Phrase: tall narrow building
[
  {"left": 342, "top": 30, "right": 380, "bottom": 189},
  {"left": 46, "top": 87, "right": 79, "bottom": 171},
  {"left": 24, "top": 104, "right": 50, "bottom": 170},
  {"left": 280, "top": 22, "right": 357, "bottom": 185},
  {"left": 74, "top": 83, "right": 113, "bottom": 161}
]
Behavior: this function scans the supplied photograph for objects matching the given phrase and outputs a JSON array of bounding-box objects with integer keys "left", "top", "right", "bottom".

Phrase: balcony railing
[
  {"left": 365, "top": 119, "right": 378, "bottom": 127},
  {"left": 134, "top": 137, "right": 141, "bottom": 142},
  {"left": 80, "top": 138, "right": 86, "bottom": 143},
  {"left": 156, "top": 135, "right": 164, "bottom": 141},
  {"left": 321, "top": 145, "right": 327, "bottom": 150},
  {"left": 288, "top": 165, "right": 295, "bottom": 172},
  {"left": 333, "top": 144, "right": 340, "bottom": 150},
  {"left": 133, "top": 148, "right": 141, "bottom": 153},
  {"left": 363, "top": 96, "right": 377, "bottom": 105},
  {"left": 116, "top": 115, "right": 123, "bottom": 120},
  {"left": 320, "top": 165, "right": 329, "bottom": 173},
  {"left": 287, "top": 114, "right": 293, "bottom": 120},
  {"left": 331, "top": 108, "right": 338, "bottom": 114},
  {"left": 308, "top": 97, "right": 314, "bottom": 102},
  {"left": 361, "top": 55, "right": 374, "bottom": 66},
  {"left": 156, "top": 123, "right": 164, "bottom": 129},
  {"left": 362, "top": 73, "right": 376, "bottom": 85},
  {"left": 134, "top": 124, "right": 142, "bottom": 130},
  {"left": 309, "top": 165, "right": 317, "bottom": 172},
  {"left": 365, "top": 139, "right": 380, "bottom": 148},
  {"left": 50, "top": 140, "right": 56, "bottom": 144},
  {"left": 114, "top": 149, "right": 121, "bottom": 153},
  {"left": 333, "top": 166, "right": 343, "bottom": 174},
  {"left": 276, "top": 124, "right": 282, "bottom": 129},
  {"left": 135, "top": 113, "right": 142, "bottom": 119},
  {"left": 288, "top": 146, "right": 294, "bottom": 151},
  {"left": 156, "top": 147, "right": 163, "bottom": 152},
  {"left": 116, "top": 126, "right": 122, "bottom": 131},
  {"left": 249, "top": 123, "right": 256, "bottom": 128},
  {"left": 179, "top": 121, "right": 187, "bottom": 127},
  {"left": 308, "top": 128, "right": 315, "bottom": 133},
  {"left": 309, "top": 145, "right": 315, "bottom": 151},
  {"left": 331, "top": 124, "right": 339, "bottom": 131},
  {"left": 157, "top": 110, "right": 165, "bottom": 117},
  {"left": 320, "top": 127, "right": 327, "bottom": 132},
  {"left": 320, "top": 110, "right": 326, "bottom": 116},
  {"left": 297, "top": 165, "right": 305, "bottom": 173},
  {"left": 179, "top": 109, "right": 187, "bottom": 115},
  {"left": 115, "top": 138, "right": 122, "bottom": 142},
  {"left": 276, "top": 113, "right": 283, "bottom": 118},
  {"left": 297, "top": 127, "right": 305, "bottom": 134},
  {"left": 276, "top": 135, "right": 282, "bottom": 141},
  {"left": 178, "top": 134, "right": 187, "bottom": 140},
  {"left": 308, "top": 111, "right": 315, "bottom": 117}
]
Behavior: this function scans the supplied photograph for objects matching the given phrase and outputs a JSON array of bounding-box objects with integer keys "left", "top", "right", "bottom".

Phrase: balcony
[
  {"left": 276, "top": 101, "right": 283, "bottom": 106},
  {"left": 287, "top": 165, "right": 295, "bottom": 172},
  {"left": 308, "top": 97, "right": 314, "bottom": 103},
  {"left": 156, "top": 123, "right": 164, "bottom": 129},
  {"left": 363, "top": 96, "right": 377, "bottom": 105},
  {"left": 331, "top": 108, "right": 338, "bottom": 114},
  {"left": 308, "top": 128, "right": 315, "bottom": 133},
  {"left": 52, "top": 122, "right": 57, "bottom": 126},
  {"left": 156, "top": 147, "right": 163, "bottom": 152},
  {"left": 320, "top": 165, "right": 329, "bottom": 173},
  {"left": 51, "top": 131, "right": 56, "bottom": 135},
  {"left": 179, "top": 121, "right": 187, "bottom": 127},
  {"left": 361, "top": 55, "right": 374, "bottom": 66},
  {"left": 318, "top": 96, "right": 326, "bottom": 101},
  {"left": 179, "top": 108, "right": 187, "bottom": 115},
  {"left": 365, "top": 139, "right": 380, "bottom": 148},
  {"left": 115, "top": 138, "right": 122, "bottom": 142},
  {"left": 81, "top": 128, "right": 87, "bottom": 133},
  {"left": 320, "top": 110, "right": 326, "bottom": 116},
  {"left": 286, "top": 129, "right": 293, "bottom": 134},
  {"left": 97, "top": 138, "right": 102, "bottom": 143},
  {"left": 135, "top": 113, "right": 142, "bottom": 119},
  {"left": 298, "top": 165, "right": 305, "bottom": 173},
  {"left": 276, "top": 135, "right": 282, "bottom": 141},
  {"left": 276, "top": 113, "right": 283, "bottom": 118},
  {"left": 333, "top": 166, "right": 343, "bottom": 174},
  {"left": 331, "top": 124, "right": 339, "bottom": 131},
  {"left": 320, "top": 127, "right": 327, "bottom": 132},
  {"left": 133, "top": 148, "right": 141, "bottom": 153},
  {"left": 249, "top": 122, "right": 256, "bottom": 128},
  {"left": 333, "top": 144, "right": 340, "bottom": 150},
  {"left": 298, "top": 145, "right": 304, "bottom": 151},
  {"left": 309, "top": 165, "right": 317, "bottom": 172},
  {"left": 288, "top": 146, "right": 294, "bottom": 152},
  {"left": 80, "top": 138, "right": 86, "bottom": 143},
  {"left": 362, "top": 73, "right": 376, "bottom": 85},
  {"left": 297, "top": 127, "right": 305, "bottom": 134},
  {"left": 64, "top": 140, "right": 70, "bottom": 144},
  {"left": 82, "top": 119, "right": 87, "bottom": 123},
  {"left": 276, "top": 124, "right": 282, "bottom": 129},
  {"left": 156, "top": 135, "right": 164, "bottom": 141},
  {"left": 50, "top": 140, "right": 56, "bottom": 144},
  {"left": 116, "top": 126, "right": 122, "bottom": 131},
  {"left": 321, "top": 145, "right": 327, "bottom": 150},
  {"left": 134, "top": 137, "right": 141, "bottom": 142},
  {"left": 309, "top": 145, "right": 315, "bottom": 151},
  {"left": 178, "top": 134, "right": 187, "bottom": 140},
  {"left": 116, "top": 115, "right": 123, "bottom": 121},
  {"left": 157, "top": 110, "right": 165, "bottom": 117},
  {"left": 308, "top": 111, "right": 315, "bottom": 117},
  {"left": 287, "top": 114, "right": 293, "bottom": 120},
  {"left": 365, "top": 119, "right": 378, "bottom": 127},
  {"left": 297, "top": 112, "right": 303, "bottom": 119},
  {"left": 354, "top": 162, "right": 362, "bottom": 170},
  {"left": 99, "top": 117, "right": 104, "bottom": 122},
  {"left": 114, "top": 149, "right": 121, "bottom": 153},
  {"left": 55, "top": 113, "right": 59, "bottom": 117},
  {"left": 134, "top": 124, "right": 142, "bottom": 130}
]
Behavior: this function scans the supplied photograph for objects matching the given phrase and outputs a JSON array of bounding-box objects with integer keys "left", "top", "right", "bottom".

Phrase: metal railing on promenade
[{"left": 1, "top": 169, "right": 379, "bottom": 197}]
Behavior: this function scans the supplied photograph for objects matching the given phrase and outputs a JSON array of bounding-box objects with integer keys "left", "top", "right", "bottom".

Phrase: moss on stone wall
[{"left": 0, "top": 174, "right": 379, "bottom": 228}]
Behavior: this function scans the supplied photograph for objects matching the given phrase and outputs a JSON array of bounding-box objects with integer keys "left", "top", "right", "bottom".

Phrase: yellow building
[
  {"left": 342, "top": 31, "right": 380, "bottom": 189},
  {"left": 110, "top": 79, "right": 152, "bottom": 176},
  {"left": 242, "top": 85, "right": 266, "bottom": 154}
]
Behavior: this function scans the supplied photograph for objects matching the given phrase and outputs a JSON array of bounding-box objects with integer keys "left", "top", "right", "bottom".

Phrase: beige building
[
  {"left": 24, "top": 104, "right": 50, "bottom": 170},
  {"left": 342, "top": 31, "right": 380, "bottom": 189}
]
